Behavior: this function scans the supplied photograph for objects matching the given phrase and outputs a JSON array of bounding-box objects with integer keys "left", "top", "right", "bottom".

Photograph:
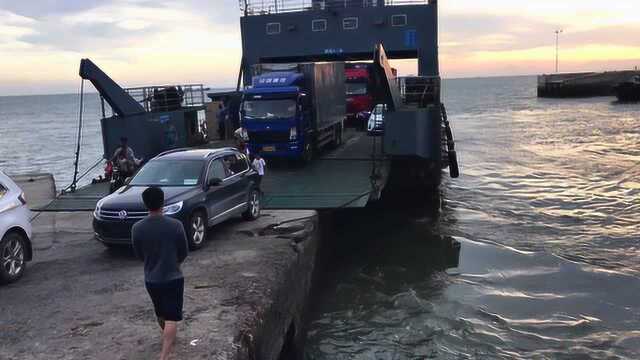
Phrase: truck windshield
[
  {"left": 346, "top": 82, "right": 368, "bottom": 96},
  {"left": 243, "top": 99, "right": 297, "bottom": 119},
  {"left": 130, "top": 160, "right": 204, "bottom": 186}
]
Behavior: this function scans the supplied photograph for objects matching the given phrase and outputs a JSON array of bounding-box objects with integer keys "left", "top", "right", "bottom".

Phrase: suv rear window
[{"left": 0, "top": 183, "right": 6, "bottom": 199}]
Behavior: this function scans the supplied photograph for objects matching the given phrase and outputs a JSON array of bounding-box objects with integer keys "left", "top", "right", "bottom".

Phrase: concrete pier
[
  {"left": 1, "top": 174, "right": 319, "bottom": 359},
  {"left": 537, "top": 70, "right": 640, "bottom": 98}
]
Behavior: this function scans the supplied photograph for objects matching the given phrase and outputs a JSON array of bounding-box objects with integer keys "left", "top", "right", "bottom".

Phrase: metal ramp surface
[
  {"left": 39, "top": 131, "right": 387, "bottom": 212},
  {"left": 261, "top": 132, "right": 386, "bottom": 209},
  {"left": 39, "top": 182, "right": 110, "bottom": 212}
]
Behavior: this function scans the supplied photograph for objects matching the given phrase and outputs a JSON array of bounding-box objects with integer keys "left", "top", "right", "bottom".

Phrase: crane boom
[{"left": 79, "top": 59, "right": 145, "bottom": 117}]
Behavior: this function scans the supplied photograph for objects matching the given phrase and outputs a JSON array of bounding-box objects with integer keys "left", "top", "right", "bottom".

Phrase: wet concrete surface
[{"left": 0, "top": 208, "right": 318, "bottom": 359}]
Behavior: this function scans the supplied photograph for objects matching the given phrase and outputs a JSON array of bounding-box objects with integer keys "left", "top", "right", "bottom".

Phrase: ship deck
[{"left": 39, "top": 130, "right": 388, "bottom": 211}]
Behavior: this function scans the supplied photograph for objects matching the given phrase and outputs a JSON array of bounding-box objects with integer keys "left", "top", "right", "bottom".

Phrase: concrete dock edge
[{"left": 1, "top": 174, "right": 321, "bottom": 360}]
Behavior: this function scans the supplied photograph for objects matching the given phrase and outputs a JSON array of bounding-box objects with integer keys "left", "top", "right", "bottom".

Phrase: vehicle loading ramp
[
  {"left": 38, "top": 131, "right": 388, "bottom": 212},
  {"left": 261, "top": 132, "right": 387, "bottom": 209}
]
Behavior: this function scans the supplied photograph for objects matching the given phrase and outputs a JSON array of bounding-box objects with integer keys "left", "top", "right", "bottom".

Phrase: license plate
[{"left": 262, "top": 146, "right": 276, "bottom": 152}]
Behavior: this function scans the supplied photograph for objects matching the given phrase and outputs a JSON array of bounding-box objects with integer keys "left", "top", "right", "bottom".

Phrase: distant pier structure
[{"left": 538, "top": 70, "right": 640, "bottom": 98}]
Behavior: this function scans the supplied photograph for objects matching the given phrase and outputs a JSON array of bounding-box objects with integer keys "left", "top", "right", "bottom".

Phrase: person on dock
[
  {"left": 217, "top": 103, "right": 227, "bottom": 140},
  {"left": 252, "top": 153, "right": 266, "bottom": 190},
  {"left": 234, "top": 128, "right": 251, "bottom": 157},
  {"left": 132, "top": 187, "right": 188, "bottom": 360}
]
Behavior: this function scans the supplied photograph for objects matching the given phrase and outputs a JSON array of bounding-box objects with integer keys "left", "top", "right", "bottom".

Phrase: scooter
[
  {"left": 109, "top": 163, "right": 126, "bottom": 194},
  {"left": 108, "top": 161, "right": 136, "bottom": 194}
]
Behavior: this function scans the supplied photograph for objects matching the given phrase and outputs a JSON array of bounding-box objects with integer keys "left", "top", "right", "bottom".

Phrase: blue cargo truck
[{"left": 239, "top": 62, "right": 345, "bottom": 162}]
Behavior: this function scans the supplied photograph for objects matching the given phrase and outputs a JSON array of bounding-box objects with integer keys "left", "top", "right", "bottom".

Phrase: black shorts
[{"left": 145, "top": 278, "right": 184, "bottom": 322}]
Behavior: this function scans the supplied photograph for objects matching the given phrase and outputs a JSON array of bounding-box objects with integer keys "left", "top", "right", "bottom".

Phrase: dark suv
[{"left": 93, "top": 148, "right": 261, "bottom": 250}]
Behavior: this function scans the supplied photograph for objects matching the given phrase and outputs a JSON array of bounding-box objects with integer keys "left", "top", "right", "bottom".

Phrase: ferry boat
[{"left": 41, "top": 0, "right": 459, "bottom": 212}]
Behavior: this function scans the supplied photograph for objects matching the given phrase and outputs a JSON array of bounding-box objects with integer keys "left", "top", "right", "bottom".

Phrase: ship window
[
  {"left": 312, "top": 19, "right": 327, "bottom": 32},
  {"left": 391, "top": 14, "right": 408, "bottom": 27},
  {"left": 343, "top": 17, "right": 358, "bottom": 30},
  {"left": 266, "top": 22, "right": 281, "bottom": 35}
]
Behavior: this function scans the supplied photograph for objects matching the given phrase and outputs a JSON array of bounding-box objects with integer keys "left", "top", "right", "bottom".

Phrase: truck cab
[
  {"left": 345, "top": 64, "right": 373, "bottom": 128},
  {"left": 241, "top": 72, "right": 308, "bottom": 159}
]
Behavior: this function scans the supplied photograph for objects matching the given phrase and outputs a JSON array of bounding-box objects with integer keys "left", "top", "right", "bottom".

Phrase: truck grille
[
  {"left": 99, "top": 209, "right": 149, "bottom": 220},
  {"left": 249, "top": 131, "right": 290, "bottom": 144}
]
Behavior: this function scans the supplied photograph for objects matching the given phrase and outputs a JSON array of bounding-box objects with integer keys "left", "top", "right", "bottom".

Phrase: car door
[
  {"left": 234, "top": 153, "right": 254, "bottom": 207},
  {"left": 204, "top": 158, "right": 235, "bottom": 226},
  {"left": 221, "top": 152, "right": 251, "bottom": 213}
]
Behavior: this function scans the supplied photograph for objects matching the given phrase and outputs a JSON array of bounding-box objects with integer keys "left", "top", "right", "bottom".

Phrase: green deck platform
[{"left": 39, "top": 131, "right": 388, "bottom": 212}]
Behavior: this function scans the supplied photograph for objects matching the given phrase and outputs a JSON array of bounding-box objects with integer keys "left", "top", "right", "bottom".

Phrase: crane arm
[{"left": 79, "top": 59, "right": 145, "bottom": 117}]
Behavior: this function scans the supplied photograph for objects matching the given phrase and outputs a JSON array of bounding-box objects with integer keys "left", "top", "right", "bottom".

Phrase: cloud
[
  {"left": 0, "top": 0, "right": 242, "bottom": 95},
  {"left": 0, "top": 0, "right": 104, "bottom": 18},
  {"left": 0, "top": 0, "right": 168, "bottom": 18},
  {"left": 0, "top": 1, "right": 639, "bottom": 94}
]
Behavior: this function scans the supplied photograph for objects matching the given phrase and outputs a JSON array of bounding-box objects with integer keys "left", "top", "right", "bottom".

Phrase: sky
[{"left": 0, "top": 0, "right": 639, "bottom": 95}]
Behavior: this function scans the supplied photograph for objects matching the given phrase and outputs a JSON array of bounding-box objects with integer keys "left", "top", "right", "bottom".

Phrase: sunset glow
[{"left": 0, "top": 0, "right": 638, "bottom": 95}]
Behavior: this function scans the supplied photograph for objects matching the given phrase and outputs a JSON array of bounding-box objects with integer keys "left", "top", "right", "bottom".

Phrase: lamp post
[{"left": 555, "top": 29, "right": 563, "bottom": 73}]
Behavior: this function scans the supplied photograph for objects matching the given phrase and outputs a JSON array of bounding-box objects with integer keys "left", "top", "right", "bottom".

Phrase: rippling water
[
  {"left": 0, "top": 93, "right": 104, "bottom": 188},
  {"left": 305, "top": 76, "right": 640, "bottom": 359},
  {"left": 2, "top": 78, "right": 639, "bottom": 358}
]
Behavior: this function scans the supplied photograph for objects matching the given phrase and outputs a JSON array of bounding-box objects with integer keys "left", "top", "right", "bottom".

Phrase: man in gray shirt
[{"left": 132, "top": 186, "right": 188, "bottom": 360}]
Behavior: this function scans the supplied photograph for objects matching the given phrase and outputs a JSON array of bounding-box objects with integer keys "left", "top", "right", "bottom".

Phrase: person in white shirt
[{"left": 251, "top": 153, "right": 266, "bottom": 190}]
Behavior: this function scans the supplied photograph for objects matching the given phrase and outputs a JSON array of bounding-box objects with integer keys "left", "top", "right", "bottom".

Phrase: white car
[
  {"left": 367, "top": 104, "right": 386, "bottom": 136},
  {"left": 0, "top": 170, "right": 33, "bottom": 284}
]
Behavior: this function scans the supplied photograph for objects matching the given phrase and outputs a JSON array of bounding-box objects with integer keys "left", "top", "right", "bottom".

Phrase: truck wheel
[{"left": 0, "top": 232, "right": 27, "bottom": 284}]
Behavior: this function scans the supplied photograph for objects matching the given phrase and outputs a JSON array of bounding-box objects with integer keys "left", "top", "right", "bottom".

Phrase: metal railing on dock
[
  {"left": 398, "top": 76, "right": 440, "bottom": 106},
  {"left": 239, "top": 0, "right": 430, "bottom": 15},
  {"left": 123, "top": 84, "right": 206, "bottom": 113}
]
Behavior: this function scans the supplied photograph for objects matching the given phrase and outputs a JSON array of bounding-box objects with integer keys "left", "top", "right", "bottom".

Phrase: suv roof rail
[
  {"left": 203, "top": 147, "right": 238, "bottom": 158},
  {"left": 219, "top": 147, "right": 239, "bottom": 152},
  {"left": 153, "top": 147, "right": 238, "bottom": 160},
  {"left": 154, "top": 148, "right": 191, "bottom": 159}
]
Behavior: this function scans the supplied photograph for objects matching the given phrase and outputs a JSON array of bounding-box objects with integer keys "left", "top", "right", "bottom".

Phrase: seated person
[{"left": 111, "top": 137, "right": 142, "bottom": 177}]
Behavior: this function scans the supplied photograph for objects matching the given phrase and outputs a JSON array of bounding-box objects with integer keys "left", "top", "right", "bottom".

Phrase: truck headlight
[
  {"left": 163, "top": 201, "right": 183, "bottom": 215},
  {"left": 289, "top": 127, "right": 298, "bottom": 140}
]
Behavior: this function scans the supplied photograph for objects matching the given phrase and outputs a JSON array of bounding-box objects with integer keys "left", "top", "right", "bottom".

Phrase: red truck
[
  {"left": 345, "top": 63, "right": 373, "bottom": 129},
  {"left": 345, "top": 63, "right": 397, "bottom": 129}
]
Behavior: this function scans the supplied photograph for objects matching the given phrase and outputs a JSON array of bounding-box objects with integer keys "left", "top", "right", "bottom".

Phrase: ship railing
[
  {"left": 397, "top": 76, "right": 440, "bottom": 106},
  {"left": 239, "top": 0, "right": 430, "bottom": 16},
  {"left": 123, "top": 84, "right": 206, "bottom": 113}
]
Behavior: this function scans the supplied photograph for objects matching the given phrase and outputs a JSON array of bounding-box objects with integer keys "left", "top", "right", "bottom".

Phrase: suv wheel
[
  {"left": 0, "top": 232, "right": 27, "bottom": 284},
  {"left": 188, "top": 212, "right": 207, "bottom": 250},
  {"left": 243, "top": 189, "right": 261, "bottom": 221}
]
